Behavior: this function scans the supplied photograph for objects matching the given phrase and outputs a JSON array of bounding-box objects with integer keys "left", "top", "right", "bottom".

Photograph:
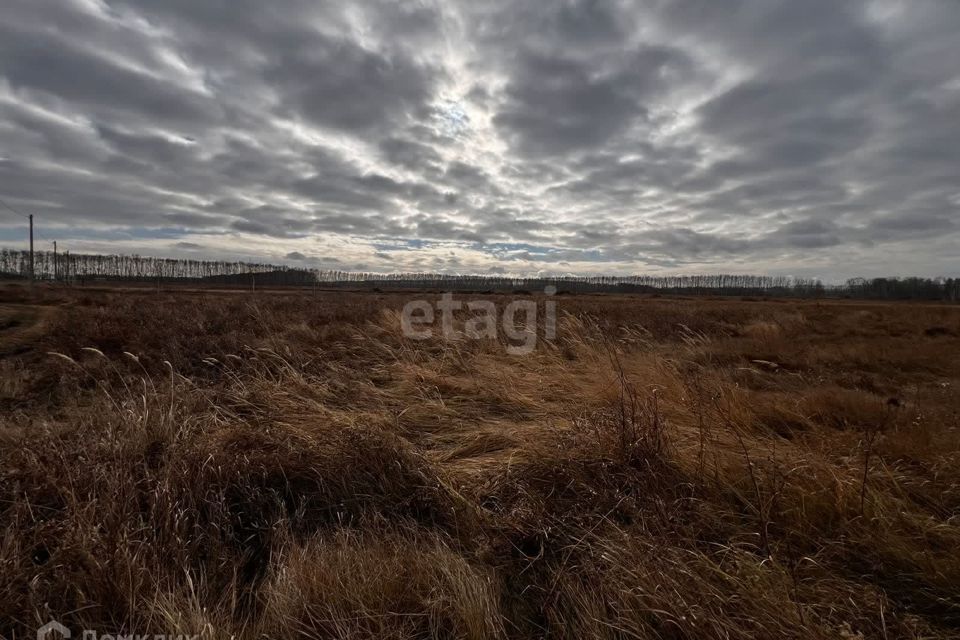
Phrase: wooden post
[{"left": 28, "top": 214, "right": 34, "bottom": 283}]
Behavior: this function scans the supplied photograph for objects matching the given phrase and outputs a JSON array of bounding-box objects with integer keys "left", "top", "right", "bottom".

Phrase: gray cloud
[
  {"left": 493, "top": 45, "right": 695, "bottom": 157},
  {"left": 268, "top": 31, "right": 441, "bottom": 134},
  {"left": 0, "top": 0, "right": 957, "bottom": 279}
]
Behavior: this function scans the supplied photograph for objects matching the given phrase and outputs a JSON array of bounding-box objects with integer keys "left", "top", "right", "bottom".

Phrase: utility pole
[
  {"left": 53, "top": 240, "right": 58, "bottom": 282},
  {"left": 28, "top": 214, "right": 34, "bottom": 282}
]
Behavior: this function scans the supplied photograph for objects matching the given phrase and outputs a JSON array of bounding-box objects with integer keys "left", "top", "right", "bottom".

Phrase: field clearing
[
  {"left": 1, "top": 284, "right": 959, "bottom": 638},
  {"left": 0, "top": 302, "right": 59, "bottom": 357}
]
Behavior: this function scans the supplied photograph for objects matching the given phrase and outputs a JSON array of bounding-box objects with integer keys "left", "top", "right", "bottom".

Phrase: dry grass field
[{"left": 1, "top": 284, "right": 959, "bottom": 639}]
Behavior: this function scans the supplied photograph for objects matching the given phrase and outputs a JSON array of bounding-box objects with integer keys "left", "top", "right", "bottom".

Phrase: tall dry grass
[{"left": 0, "top": 288, "right": 958, "bottom": 638}]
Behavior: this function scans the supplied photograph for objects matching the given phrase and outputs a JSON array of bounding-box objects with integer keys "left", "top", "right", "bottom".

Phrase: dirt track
[{"left": 0, "top": 303, "right": 57, "bottom": 356}]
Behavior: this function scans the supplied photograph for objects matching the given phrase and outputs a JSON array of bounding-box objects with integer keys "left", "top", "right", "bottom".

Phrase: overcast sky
[{"left": 1, "top": 0, "right": 958, "bottom": 280}]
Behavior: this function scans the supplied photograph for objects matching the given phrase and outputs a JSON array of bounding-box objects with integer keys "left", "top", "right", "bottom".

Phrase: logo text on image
[
  {"left": 37, "top": 621, "right": 201, "bottom": 640},
  {"left": 38, "top": 621, "right": 71, "bottom": 640},
  {"left": 400, "top": 286, "right": 557, "bottom": 355}
]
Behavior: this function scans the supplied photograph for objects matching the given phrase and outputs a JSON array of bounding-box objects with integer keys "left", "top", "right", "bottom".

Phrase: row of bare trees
[
  {"left": 0, "top": 249, "right": 312, "bottom": 284},
  {"left": 335, "top": 273, "right": 825, "bottom": 296},
  {"left": 1, "top": 248, "right": 957, "bottom": 300},
  {"left": 843, "top": 277, "right": 960, "bottom": 301}
]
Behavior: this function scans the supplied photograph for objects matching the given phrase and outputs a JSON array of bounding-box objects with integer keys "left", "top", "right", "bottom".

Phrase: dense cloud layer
[{"left": 0, "top": 0, "right": 957, "bottom": 279}]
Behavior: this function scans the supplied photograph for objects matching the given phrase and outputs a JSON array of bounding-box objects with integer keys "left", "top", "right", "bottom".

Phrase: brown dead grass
[{"left": 0, "top": 287, "right": 958, "bottom": 638}]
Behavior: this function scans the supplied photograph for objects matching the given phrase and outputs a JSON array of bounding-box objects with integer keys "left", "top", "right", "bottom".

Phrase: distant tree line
[
  {"left": 338, "top": 273, "right": 826, "bottom": 297},
  {"left": 841, "top": 277, "right": 960, "bottom": 301},
  {"left": 1, "top": 248, "right": 957, "bottom": 301},
  {"left": 0, "top": 249, "right": 312, "bottom": 285}
]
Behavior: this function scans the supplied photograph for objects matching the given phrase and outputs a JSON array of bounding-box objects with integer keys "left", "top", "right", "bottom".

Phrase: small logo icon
[{"left": 37, "top": 620, "right": 71, "bottom": 640}]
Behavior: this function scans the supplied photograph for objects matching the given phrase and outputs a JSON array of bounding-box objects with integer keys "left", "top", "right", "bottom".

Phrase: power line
[
  {"left": 0, "top": 207, "right": 30, "bottom": 224},
  {"left": 32, "top": 223, "right": 53, "bottom": 244},
  {"left": 0, "top": 197, "right": 31, "bottom": 220},
  {"left": 0, "top": 201, "right": 62, "bottom": 283},
  {"left": 0, "top": 208, "right": 27, "bottom": 224},
  {"left": 0, "top": 199, "right": 55, "bottom": 244}
]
